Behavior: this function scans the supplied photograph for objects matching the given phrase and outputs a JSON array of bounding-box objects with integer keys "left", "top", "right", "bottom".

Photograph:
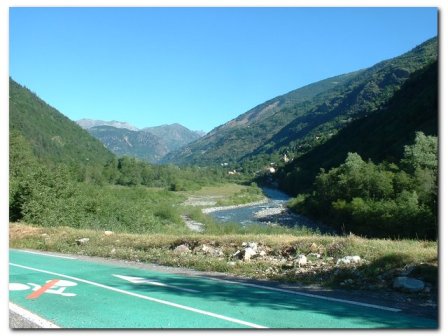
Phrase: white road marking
[
  {"left": 9, "top": 263, "right": 267, "bottom": 329},
  {"left": 17, "top": 250, "right": 77, "bottom": 260},
  {"left": 201, "top": 276, "right": 401, "bottom": 312},
  {"left": 113, "top": 274, "right": 199, "bottom": 293},
  {"left": 9, "top": 302, "right": 60, "bottom": 328}
]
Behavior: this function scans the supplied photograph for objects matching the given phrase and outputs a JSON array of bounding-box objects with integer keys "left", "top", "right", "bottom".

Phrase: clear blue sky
[{"left": 10, "top": 7, "right": 438, "bottom": 132}]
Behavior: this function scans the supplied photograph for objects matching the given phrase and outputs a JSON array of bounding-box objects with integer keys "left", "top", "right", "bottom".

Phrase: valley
[{"left": 8, "top": 36, "right": 439, "bottom": 325}]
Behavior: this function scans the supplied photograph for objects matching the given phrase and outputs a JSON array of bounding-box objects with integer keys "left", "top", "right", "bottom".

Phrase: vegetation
[
  {"left": 290, "top": 132, "right": 437, "bottom": 239},
  {"left": 215, "top": 182, "right": 264, "bottom": 206},
  {"left": 277, "top": 60, "right": 438, "bottom": 194},
  {"left": 9, "top": 79, "right": 234, "bottom": 233},
  {"left": 9, "top": 78, "right": 114, "bottom": 169},
  {"left": 10, "top": 222, "right": 437, "bottom": 289}
]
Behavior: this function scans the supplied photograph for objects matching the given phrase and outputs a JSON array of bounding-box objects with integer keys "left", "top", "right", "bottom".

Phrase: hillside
[
  {"left": 87, "top": 125, "right": 169, "bottom": 163},
  {"left": 9, "top": 78, "right": 114, "bottom": 166},
  {"left": 84, "top": 122, "right": 202, "bottom": 163},
  {"left": 163, "top": 37, "right": 437, "bottom": 167},
  {"left": 277, "top": 60, "right": 438, "bottom": 195},
  {"left": 142, "top": 123, "right": 202, "bottom": 152}
]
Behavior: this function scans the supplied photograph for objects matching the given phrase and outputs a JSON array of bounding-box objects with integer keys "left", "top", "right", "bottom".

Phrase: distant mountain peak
[{"left": 76, "top": 119, "right": 139, "bottom": 131}]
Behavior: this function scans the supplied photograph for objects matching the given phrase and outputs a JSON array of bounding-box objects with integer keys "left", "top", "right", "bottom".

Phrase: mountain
[
  {"left": 87, "top": 125, "right": 169, "bottom": 163},
  {"left": 77, "top": 119, "right": 139, "bottom": 131},
  {"left": 85, "top": 123, "right": 202, "bottom": 163},
  {"left": 9, "top": 78, "right": 114, "bottom": 166},
  {"left": 277, "top": 60, "right": 438, "bottom": 194},
  {"left": 163, "top": 37, "right": 437, "bottom": 167},
  {"left": 142, "top": 123, "right": 202, "bottom": 152}
]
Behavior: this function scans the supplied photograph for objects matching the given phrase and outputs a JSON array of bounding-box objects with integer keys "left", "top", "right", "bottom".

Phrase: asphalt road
[{"left": 9, "top": 249, "right": 437, "bottom": 329}]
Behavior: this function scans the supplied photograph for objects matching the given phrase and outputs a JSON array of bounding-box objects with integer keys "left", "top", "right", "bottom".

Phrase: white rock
[
  {"left": 76, "top": 238, "right": 90, "bottom": 245},
  {"left": 244, "top": 247, "right": 257, "bottom": 261},
  {"left": 104, "top": 231, "right": 114, "bottom": 236},
  {"left": 259, "top": 250, "right": 267, "bottom": 257},
  {"left": 201, "top": 244, "right": 223, "bottom": 257},
  {"left": 174, "top": 244, "right": 190, "bottom": 254},
  {"left": 295, "top": 254, "right": 308, "bottom": 267},
  {"left": 393, "top": 277, "right": 425, "bottom": 292},
  {"left": 248, "top": 242, "right": 258, "bottom": 251},
  {"left": 337, "top": 255, "right": 362, "bottom": 265}
]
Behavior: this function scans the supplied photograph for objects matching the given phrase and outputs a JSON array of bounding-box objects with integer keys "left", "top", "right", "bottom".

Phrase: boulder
[
  {"left": 295, "top": 254, "right": 308, "bottom": 267},
  {"left": 201, "top": 244, "right": 224, "bottom": 257},
  {"left": 309, "top": 242, "right": 319, "bottom": 252},
  {"left": 393, "top": 276, "right": 425, "bottom": 293},
  {"left": 337, "top": 256, "right": 362, "bottom": 265},
  {"left": 173, "top": 244, "right": 190, "bottom": 254},
  {"left": 76, "top": 238, "right": 90, "bottom": 245},
  {"left": 244, "top": 247, "right": 257, "bottom": 261},
  {"left": 248, "top": 242, "right": 258, "bottom": 251}
]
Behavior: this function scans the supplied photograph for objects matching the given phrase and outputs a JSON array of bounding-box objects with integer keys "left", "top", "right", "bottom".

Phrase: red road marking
[{"left": 26, "top": 279, "right": 60, "bottom": 299}]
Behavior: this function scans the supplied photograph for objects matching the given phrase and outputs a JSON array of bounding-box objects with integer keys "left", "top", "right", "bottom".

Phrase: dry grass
[{"left": 10, "top": 222, "right": 438, "bottom": 291}]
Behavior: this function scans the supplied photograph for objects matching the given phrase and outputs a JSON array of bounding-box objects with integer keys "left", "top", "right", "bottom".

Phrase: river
[{"left": 208, "top": 187, "right": 334, "bottom": 233}]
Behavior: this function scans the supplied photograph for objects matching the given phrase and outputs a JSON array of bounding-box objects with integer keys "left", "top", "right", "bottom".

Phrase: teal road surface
[{"left": 9, "top": 249, "right": 437, "bottom": 329}]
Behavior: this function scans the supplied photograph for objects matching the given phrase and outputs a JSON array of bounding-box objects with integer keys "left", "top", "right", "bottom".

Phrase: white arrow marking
[{"left": 113, "top": 274, "right": 199, "bottom": 293}]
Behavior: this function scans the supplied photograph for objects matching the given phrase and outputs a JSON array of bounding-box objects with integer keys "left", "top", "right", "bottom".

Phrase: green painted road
[{"left": 9, "top": 249, "right": 437, "bottom": 329}]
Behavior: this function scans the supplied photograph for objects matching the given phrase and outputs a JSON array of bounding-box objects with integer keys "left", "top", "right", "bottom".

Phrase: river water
[{"left": 209, "top": 187, "right": 333, "bottom": 233}]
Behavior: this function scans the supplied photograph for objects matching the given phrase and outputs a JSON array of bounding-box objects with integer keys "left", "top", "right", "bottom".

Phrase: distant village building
[{"left": 283, "top": 154, "right": 290, "bottom": 163}]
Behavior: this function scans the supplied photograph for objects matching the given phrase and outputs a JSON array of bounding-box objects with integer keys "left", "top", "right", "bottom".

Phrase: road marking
[
  {"left": 9, "top": 302, "right": 60, "bottom": 328},
  {"left": 26, "top": 279, "right": 60, "bottom": 299},
  {"left": 113, "top": 274, "right": 200, "bottom": 293},
  {"left": 202, "top": 277, "right": 402, "bottom": 312},
  {"left": 18, "top": 250, "right": 77, "bottom": 260},
  {"left": 10, "top": 263, "right": 267, "bottom": 329}
]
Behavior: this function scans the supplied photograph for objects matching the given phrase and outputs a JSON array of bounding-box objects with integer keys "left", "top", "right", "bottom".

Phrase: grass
[
  {"left": 10, "top": 222, "right": 438, "bottom": 291},
  {"left": 181, "top": 183, "right": 246, "bottom": 198}
]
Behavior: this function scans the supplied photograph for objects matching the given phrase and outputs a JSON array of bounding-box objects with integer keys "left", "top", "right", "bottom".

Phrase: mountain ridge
[{"left": 162, "top": 37, "right": 437, "bottom": 167}]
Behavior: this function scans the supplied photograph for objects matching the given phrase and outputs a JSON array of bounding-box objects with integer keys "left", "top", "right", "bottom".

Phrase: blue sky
[{"left": 9, "top": 7, "right": 438, "bottom": 132}]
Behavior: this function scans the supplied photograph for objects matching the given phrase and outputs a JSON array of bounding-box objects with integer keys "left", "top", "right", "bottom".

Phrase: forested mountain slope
[
  {"left": 164, "top": 37, "right": 437, "bottom": 168},
  {"left": 277, "top": 60, "right": 438, "bottom": 195},
  {"left": 9, "top": 78, "right": 114, "bottom": 166}
]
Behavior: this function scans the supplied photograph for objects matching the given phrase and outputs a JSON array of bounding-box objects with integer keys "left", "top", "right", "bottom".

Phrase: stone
[
  {"left": 337, "top": 256, "right": 362, "bottom": 265},
  {"left": 248, "top": 242, "right": 258, "bottom": 251},
  {"left": 393, "top": 277, "right": 425, "bottom": 293},
  {"left": 295, "top": 254, "right": 307, "bottom": 267},
  {"left": 201, "top": 244, "right": 224, "bottom": 257},
  {"left": 173, "top": 244, "right": 190, "bottom": 254},
  {"left": 259, "top": 250, "right": 267, "bottom": 257},
  {"left": 104, "top": 231, "right": 114, "bottom": 236},
  {"left": 244, "top": 247, "right": 257, "bottom": 261},
  {"left": 76, "top": 238, "right": 90, "bottom": 245},
  {"left": 309, "top": 242, "right": 318, "bottom": 252}
]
